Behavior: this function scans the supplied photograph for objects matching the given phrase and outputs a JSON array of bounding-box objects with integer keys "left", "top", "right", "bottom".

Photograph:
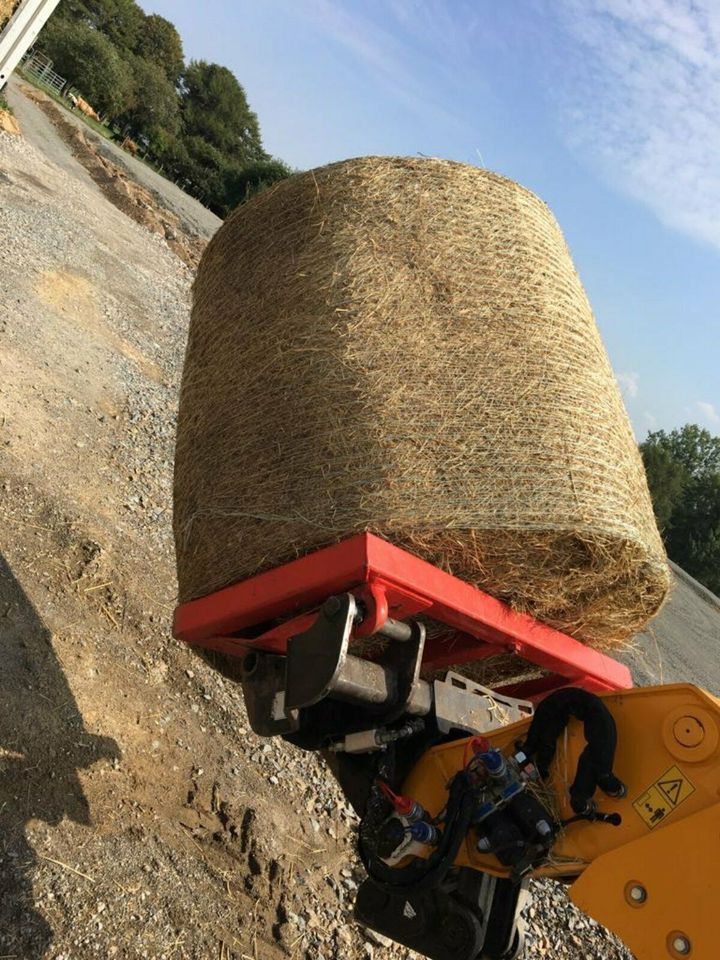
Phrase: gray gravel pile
[{"left": 0, "top": 117, "right": 634, "bottom": 960}]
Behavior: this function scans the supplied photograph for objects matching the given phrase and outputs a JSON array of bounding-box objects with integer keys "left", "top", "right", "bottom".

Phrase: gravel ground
[
  {"left": 4, "top": 74, "right": 97, "bottom": 187},
  {"left": 619, "top": 563, "right": 720, "bottom": 689},
  {"left": 5, "top": 80, "right": 714, "bottom": 960},
  {"left": 5, "top": 74, "right": 222, "bottom": 240}
]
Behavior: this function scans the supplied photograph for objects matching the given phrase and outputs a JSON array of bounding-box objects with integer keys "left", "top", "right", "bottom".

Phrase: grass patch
[
  {"left": 0, "top": 93, "right": 13, "bottom": 114},
  {"left": 15, "top": 67, "right": 165, "bottom": 177},
  {"left": 16, "top": 66, "right": 115, "bottom": 141}
]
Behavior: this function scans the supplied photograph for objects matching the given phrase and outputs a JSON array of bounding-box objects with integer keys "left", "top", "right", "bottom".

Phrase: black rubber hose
[
  {"left": 521, "top": 688, "right": 622, "bottom": 814},
  {"left": 561, "top": 811, "right": 622, "bottom": 827},
  {"left": 359, "top": 771, "right": 477, "bottom": 892}
]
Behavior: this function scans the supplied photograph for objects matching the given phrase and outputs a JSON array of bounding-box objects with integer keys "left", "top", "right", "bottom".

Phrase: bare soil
[
  {"left": 18, "top": 85, "right": 206, "bottom": 268},
  {"left": 0, "top": 107, "right": 20, "bottom": 136},
  {"left": 0, "top": 110, "right": 370, "bottom": 960}
]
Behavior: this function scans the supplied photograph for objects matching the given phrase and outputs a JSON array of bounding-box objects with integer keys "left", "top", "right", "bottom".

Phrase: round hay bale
[{"left": 174, "top": 156, "right": 669, "bottom": 644}]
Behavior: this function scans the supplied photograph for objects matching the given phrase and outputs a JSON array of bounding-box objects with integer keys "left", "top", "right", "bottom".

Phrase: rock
[{"left": 364, "top": 927, "right": 392, "bottom": 947}]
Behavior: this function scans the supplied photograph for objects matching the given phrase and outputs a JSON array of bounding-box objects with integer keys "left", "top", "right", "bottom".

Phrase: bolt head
[
  {"left": 629, "top": 884, "right": 647, "bottom": 903},
  {"left": 673, "top": 715, "right": 704, "bottom": 748},
  {"left": 323, "top": 595, "right": 342, "bottom": 617},
  {"left": 672, "top": 935, "right": 690, "bottom": 955}
]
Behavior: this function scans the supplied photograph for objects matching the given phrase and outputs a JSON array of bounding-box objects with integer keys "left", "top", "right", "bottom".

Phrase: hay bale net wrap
[{"left": 174, "top": 156, "right": 669, "bottom": 644}]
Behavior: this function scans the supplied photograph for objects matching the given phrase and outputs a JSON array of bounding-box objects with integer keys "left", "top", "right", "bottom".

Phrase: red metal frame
[{"left": 173, "top": 533, "right": 632, "bottom": 700}]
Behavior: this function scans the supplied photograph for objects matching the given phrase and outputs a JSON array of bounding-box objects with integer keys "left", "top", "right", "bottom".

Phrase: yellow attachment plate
[
  {"left": 633, "top": 764, "right": 695, "bottom": 829},
  {"left": 569, "top": 802, "right": 720, "bottom": 960},
  {"left": 401, "top": 684, "right": 720, "bottom": 880}
]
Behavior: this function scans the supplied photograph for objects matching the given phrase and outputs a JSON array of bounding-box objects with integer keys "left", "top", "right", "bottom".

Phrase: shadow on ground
[{"left": 0, "top": 551, "right": 119, "bottom": 958}]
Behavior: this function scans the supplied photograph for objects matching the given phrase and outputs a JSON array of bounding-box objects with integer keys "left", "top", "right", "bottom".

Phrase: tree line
[
  {"left": 641, "top": 424, "right": 720, "bottom": 595},
  {"left": 40, "top": 0, "right": 292, "bottom": 216}
]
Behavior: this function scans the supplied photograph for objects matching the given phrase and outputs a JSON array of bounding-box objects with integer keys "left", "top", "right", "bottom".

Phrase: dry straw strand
[{"left": 174, "top": 156, "right": 669, "bottom": 647}]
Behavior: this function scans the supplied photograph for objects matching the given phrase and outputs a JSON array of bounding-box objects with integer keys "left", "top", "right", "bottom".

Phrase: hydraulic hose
[{"left": 359, "top": 770, "right": 477, "bottom": 892}]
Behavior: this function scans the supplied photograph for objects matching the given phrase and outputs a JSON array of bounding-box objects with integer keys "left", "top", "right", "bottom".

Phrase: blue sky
[{"left": 144, "top": 0, "right": 720, "bottom": 437}]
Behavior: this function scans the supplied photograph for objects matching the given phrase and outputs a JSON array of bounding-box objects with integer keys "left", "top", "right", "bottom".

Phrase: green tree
[
  {"left": 118, "top": 56, "right": 180, "bottom": 144},
  {"left": 49, "top": 0, "right": 93, "bottom": 23},
  {"left": 51, "top": 0, "right": 143, "bottom": 51},
  {"left": 134, "top": 14, "right": 184, "bottom": 83},
  {"left": 181, "top": 60, "right": 265, "bottom": 162},
  {"left": 640, "top": 441, "right": 687, "bottom": 532},
  {"left": 222, "top": 158, "right": 292, "bottom": 210},
  {"left": 666, "top": 473, "right": 720, "bottom": 594},
  {"left": 640, "top": 424, "right": 720, "bottom": 594},
  {"left": 88, "top": 0, "right": 143, "bottom": 51},
  {"left": 647, "top": 423, "right": 720, "bottom": 478},
  {"left": 175, "top": 135, "right": 229, "bottom": 209},
  {"left": 40, "top": 18, "right": 133, "bottom": 117},
  {"left": 100, "top": 0, "right": 143, "bottom": 52},
  {"left": 41, "top": 3, "right": 293, "bottom": 216}
]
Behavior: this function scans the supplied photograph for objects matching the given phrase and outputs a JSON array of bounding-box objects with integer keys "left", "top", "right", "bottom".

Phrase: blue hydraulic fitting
[
  {"left": 408, "top": 820, "right": 439, "bottom": 845},
  {"left": 480, "top": 750, "right": 506, "bottom": 778}
]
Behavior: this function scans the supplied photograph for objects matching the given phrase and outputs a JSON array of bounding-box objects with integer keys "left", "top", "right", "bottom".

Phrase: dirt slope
[
  {"left": 0, "top": 83, "right": 654, "bottom": 960},
  {"left": 618, "top": 563, "right": 720, "bottom": 689},
  {"left": 6, "top": 75, "right": 222, "bottom": 241},
  {"left": 0, "top": 118, "right": 365, "bottom": 960}
]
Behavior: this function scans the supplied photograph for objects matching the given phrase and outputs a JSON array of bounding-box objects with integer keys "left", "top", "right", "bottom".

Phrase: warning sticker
[{"left": 633, "top": 765, "right": 695, "bottom": 829}]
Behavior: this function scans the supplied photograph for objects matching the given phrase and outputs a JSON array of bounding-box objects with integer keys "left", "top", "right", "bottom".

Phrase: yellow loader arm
[{"left": 401, "top": 684, "right": 720, "bottom": 960}]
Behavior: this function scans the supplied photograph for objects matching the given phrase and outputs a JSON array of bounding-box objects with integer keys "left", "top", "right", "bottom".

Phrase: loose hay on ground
[
  {"left": 174, "top": 156, "right": 669, "bottom": 646},
  {"left": 0, "top": 0, "right": 20, "bottom": 30}
]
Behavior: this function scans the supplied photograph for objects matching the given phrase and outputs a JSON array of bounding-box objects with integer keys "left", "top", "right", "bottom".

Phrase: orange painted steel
[
  {"left": 173, "top": 533, "right": 631, "bottom": 699},
  {"left": 401, "top": 684, "right": 720, "bottom": 960}
]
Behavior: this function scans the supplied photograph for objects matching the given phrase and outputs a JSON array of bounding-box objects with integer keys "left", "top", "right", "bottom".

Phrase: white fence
[{"left": 21, "top": 48, "right": 65, "bottom": 94}]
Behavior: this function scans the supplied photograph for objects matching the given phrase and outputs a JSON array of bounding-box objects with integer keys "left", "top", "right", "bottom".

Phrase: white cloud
[
  {"left": 696, "top": 400, "right": 720, "bottom": 426},
  {"left": 555, "top": 0, "right": 720, "bottom": 251},
  {"left": 618, "top": 370, "right": 640, "bottom": 398}
]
